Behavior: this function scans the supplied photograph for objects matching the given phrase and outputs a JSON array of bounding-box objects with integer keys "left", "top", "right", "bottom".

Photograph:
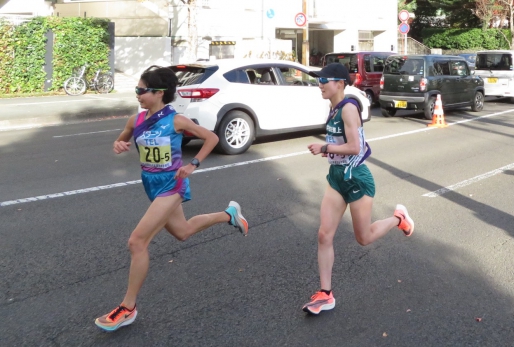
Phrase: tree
[
  {"left": 474, "top": 0, "right": 504, "bottom": 29},
  {"left": 180, "top": 0, "right": 197, "bottom": 62},
  {"left": 497, "top": 0, "right": 514, "bottom": 47}
]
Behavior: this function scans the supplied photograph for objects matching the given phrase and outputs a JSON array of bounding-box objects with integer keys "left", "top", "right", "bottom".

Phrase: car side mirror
[{"left": 471, "top": 70, "right": 475, "bottom": 75}]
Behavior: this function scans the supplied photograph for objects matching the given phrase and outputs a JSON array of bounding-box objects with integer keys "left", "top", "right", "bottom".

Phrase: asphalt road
[{"left": 1, "top": 100, "right": 514, "bottom": 346}]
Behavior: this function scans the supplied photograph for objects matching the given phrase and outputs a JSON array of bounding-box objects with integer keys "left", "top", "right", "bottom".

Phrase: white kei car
[{"left": 139, "top": 59, "right": 371, "bottom": 155}]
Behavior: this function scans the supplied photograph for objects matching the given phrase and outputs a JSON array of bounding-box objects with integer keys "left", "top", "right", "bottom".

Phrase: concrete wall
[{"left": 115, "top": 37, "right": 171, "bottom": 76}]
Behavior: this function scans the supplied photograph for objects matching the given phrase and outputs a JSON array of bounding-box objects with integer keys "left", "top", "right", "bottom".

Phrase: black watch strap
[
  {"left": 191, "top": 158, "right": 200, "bottom": 168},
  {"left": 321, "top": 144, "right": 328, "bottom": 154}
]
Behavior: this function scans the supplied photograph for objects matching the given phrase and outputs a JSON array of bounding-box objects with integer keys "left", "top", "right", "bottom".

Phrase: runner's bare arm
[{"left": 113, "top": 114, "right": 136, "bottom": 154}]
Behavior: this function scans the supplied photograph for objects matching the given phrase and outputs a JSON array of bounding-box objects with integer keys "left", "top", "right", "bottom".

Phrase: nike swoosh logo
[
  {"left": 334, "top": 121, "right": 340, "bottom": 124},
  {"left": 307, "top": 299, "right": 331, "bottom": 307},
  {"left": 353, "top": 190, "right": 360, "bottom": 193}
]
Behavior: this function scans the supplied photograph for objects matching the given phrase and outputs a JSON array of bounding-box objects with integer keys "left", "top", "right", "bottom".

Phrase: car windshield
[
  {"left": 475, "top": 53, "right": 513, "bottom": 70},
  {"left": 384, "top": 57, "right": 424, "bottom": 75},
  {"left": 323, "top": 53, "right": 358, "bottom": 73}
]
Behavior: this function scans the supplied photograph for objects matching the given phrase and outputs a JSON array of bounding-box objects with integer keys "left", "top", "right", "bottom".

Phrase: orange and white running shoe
[
  {"left": 95, "top": 304, "right": 137, "bottom": 332},
  {"left": 302, "top": 290, "right": 335, "bottom": 314},
  {"left": 394, "top": 204, "right": 414, "bottom": 236},
  {"left": 225, "top": 201, "right": 249, "bottom": 235}
]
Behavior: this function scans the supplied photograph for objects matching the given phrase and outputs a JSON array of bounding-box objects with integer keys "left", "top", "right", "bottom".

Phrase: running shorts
[
  {"left": 141, "top": 170, "right": 191, "bottom": 202},
  {"left": 326, "top": 164, "right": 375, "bottom": 203}
]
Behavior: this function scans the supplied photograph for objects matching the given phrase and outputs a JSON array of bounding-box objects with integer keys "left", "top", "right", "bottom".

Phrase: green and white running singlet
[{"left": 325, "top": 99, "right": 375, "bottom": 203}]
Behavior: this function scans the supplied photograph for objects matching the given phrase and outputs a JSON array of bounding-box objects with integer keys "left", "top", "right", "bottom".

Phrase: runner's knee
[
  {"left": 127, "top": 235, "right": 147, "bottom": 253},
  {"left": 318, "top": 227, "right": 335, "bottom": 245}
]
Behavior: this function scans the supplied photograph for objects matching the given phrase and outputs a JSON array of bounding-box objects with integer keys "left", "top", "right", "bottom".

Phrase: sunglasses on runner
[
  {"left": 318, "top": 77, "right": 345, "bottom": 84},
  {"left": 135, "top": 87, "right": 167, "bottom": 95}
]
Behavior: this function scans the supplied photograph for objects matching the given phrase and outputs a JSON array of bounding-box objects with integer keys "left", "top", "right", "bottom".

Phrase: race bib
[
  {"left": 136, "top": 136, "right": 172, "bottom": 168},
  {"left": 326, "top": 135, "right": 349, "bottom": 165}
]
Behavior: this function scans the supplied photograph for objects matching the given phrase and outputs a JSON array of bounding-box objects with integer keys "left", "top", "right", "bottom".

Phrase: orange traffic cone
[{"left": 427, "top": 94, "right": 448, "bottom": 128}]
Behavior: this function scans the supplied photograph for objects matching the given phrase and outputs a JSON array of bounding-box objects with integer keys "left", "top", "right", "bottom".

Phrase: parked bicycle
[{"left": 63, "top": 64, "right": 114, "bottom": 96}]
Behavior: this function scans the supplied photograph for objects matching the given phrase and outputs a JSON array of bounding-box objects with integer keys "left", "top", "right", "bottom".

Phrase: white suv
[{"left": 140, "top": 59, "right": 371, "bottom": 155}]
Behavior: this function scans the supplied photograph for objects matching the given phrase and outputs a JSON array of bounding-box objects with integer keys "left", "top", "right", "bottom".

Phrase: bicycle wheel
[
  {"left": 95, "top": 74, "right": 114, "bottom": 94},
  {"left": 64, "top": 77, "right": 87, "bottom": 96}
]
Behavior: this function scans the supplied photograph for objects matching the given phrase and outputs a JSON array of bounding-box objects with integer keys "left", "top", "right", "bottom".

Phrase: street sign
[
  {"left": 398, "top": 10, "right": 410, "bottom": 22},
  {"left": 398, "top": 22, "right": 410, "bottom": 34},
  {"left": 295, "top": 12, "right": 307, "bottom": 27}
]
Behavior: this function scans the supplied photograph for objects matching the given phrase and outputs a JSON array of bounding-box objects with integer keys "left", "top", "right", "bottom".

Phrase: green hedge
[
  {"left": 421, "top": 28, "right": 512, "bottom": 50},
  {"left": 0, "top": 17, "right": 111, "bottom": 95}
]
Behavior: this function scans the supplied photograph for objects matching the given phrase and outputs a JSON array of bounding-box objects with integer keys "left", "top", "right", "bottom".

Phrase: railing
[{"left": 397, "top": 37, "right": 431, "bottom": 55}]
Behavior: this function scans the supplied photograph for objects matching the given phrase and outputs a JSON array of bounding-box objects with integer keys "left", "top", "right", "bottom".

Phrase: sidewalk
[{"left": 0, "top": 91, "right": 138, "bottom": 131}]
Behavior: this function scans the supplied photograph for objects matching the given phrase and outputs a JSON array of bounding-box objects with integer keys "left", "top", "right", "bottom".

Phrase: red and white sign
[
  {"left": 295, "top": 12, "right": 307, "bottom": 27},
  {"left": 398, "top": 10, "right": 410, "bottom": 22}
]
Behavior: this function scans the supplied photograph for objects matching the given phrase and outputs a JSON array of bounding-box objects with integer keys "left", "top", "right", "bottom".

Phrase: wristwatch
[
  {"left": 190, "top": 158, "right": 200, "bottom": 168},
  {"left": 321, "top": 144, "right": 328, "bottom": 154}
]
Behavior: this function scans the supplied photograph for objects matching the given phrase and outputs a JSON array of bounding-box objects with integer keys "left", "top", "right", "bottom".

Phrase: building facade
[{"left": 1, "top": 0, "right": 398, "bottom": 75}]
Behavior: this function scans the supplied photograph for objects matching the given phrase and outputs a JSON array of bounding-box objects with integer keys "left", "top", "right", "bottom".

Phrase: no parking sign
[{"left": 295, "top": 12, "right": 307, "bottom": 27}]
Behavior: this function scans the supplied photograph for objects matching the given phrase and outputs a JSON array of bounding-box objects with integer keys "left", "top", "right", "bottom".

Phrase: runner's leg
[
  {"left": 349, "top": 195, "right": 399, "bottom": 246},
  {"left": 318, "top": 185, "right": 347, "bottom": 291},
  {"left": 121, "top": 193, "right": 184, "bottom": 308},
  {"left": 164, "top": 203, "right": 231, "bottom": 241}
]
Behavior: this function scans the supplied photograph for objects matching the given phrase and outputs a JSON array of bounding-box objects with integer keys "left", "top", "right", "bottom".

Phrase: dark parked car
[
  {"left": 323, "top": 51, "right": 394, "bottom": 105},
  {"left": 378, "top": 54, "right": 485, "bottom": 120},
  {"left": 458, "top": 53, "right": 476, "bottom": 71}
]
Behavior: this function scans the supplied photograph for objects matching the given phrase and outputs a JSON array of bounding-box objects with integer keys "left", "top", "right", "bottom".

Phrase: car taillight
[
  {"left": 420, "top": 78, "right": 427, "bottom": 92},
  {"left": 354, "top": 73, "right": 362, "bottom": 86},
  {"left": 380, "top": 76, "right": 384, "bottom": 90},
  {"left": 178, "top": 88, "right": 219, "bottom": 102}
]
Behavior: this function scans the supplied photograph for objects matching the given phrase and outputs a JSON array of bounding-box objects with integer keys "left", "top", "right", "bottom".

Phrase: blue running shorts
[{"left": 141, "top": 170, "right": 191, "bottom": 202}]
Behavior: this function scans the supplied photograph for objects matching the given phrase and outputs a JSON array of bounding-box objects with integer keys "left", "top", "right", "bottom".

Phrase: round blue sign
[
  {"left": 266, "top": 9, "right": 275, "bottom": 19},
  {"left": 398, "top": 22, "right": 410, "bottom": 34}
]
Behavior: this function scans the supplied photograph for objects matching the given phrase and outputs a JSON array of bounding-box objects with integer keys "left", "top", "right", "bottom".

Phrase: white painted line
[
  {"left": 53, "top": 129, "right": 121, "bottom": 138},
  {"left": 0, "top": 151, "right": 309, "bottom": 207},
  {"left": 2, "top": 107, "right": 514, "bottom": 207},
  {"left": 423, "top": 162, "right": 514, "bottom": 198},
  {"left": 0, "top": 181, "right": 142, "bottom": 207}
]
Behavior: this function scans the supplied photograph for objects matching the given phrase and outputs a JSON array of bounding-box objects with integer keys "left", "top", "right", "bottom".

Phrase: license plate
[
  {"left": 394, "top": 100, "right": 407, "bottom": 108},
  {"left": 487, "top": 77, "right": 498, "bottom": 83}
]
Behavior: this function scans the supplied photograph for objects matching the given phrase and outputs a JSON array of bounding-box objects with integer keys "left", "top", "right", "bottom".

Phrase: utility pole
[{"left": 302, "top": 0, "right": 309, "bottom": 66}]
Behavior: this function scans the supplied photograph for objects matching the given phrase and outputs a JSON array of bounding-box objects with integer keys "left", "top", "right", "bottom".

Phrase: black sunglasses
[{"left": 135, "top": 87, "right": 167, "bottom": 95}]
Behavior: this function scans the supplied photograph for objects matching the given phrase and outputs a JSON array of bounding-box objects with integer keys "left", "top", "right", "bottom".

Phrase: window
[
  {"left": 223, "top": 69, "right": 250, "bottom": 84},
  {"left": 476, "top": 53, "right": 513, "bottom": 71},
  {"left": 451, "top": 61, "right": 468, "bottom": 76},
  {"left": 384, "top": 57, "right": 423, "bottom": 75},
  {"left": 324, "top": 53, "right": 358, "bottom": 73},
  {"left": 364, "top": 55, "right": 371, "bottom": 73},
  {"left": 276, "top": 67, "right": 318, "bottom": 86},
  {"left": 358, "top": 31, "right": 374, "bottom": 51},
  {"left": 372, "top": 54, "right": 387, "bottom": 72},
  {"left": 433, "top": 60, "right": 450, "bottom": 76}
]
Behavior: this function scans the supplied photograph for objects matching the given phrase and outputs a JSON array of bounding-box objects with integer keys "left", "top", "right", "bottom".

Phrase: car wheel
[
  {"left": 424, "top": 96, "right": 436, "bottom": 120},
  {"left": 365, "top": 90, "right": 374, "bottom": 106},
  {"left": 380, "top": 107, "right": 396, "bottom": 117},
  {"left": 471, "top": 91, "right": 484, "bottom": 112},
  {"left": 215, "top": 111, "right": 254, "bottom": 155}
]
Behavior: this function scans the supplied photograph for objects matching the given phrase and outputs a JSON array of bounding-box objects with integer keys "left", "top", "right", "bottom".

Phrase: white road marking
[
  {"left": 423, "top": 163, "right": 514, "bottom": 198},
  {"left": 2, "top": 108, "right": 514, "bottom": 207},
  {"left": 53, "top": 129, "right": 121, "bottom": 138}
]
